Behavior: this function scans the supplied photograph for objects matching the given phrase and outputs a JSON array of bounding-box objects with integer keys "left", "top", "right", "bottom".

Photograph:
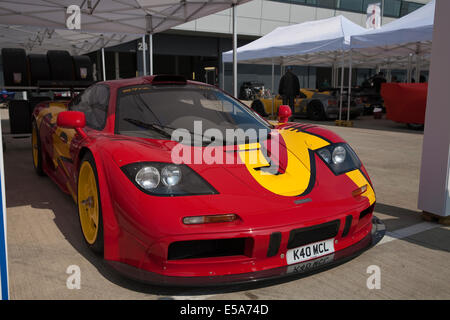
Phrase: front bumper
[{"left": 106, "top": 216, "right": 385, "bottom": 287}]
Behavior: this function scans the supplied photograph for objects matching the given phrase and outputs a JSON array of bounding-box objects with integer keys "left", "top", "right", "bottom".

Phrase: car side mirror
[
  {"left": 278, "top": 105, "right": 292, "bottom": 123},
  {"left": 57, "top": 111, "right": 88, "bottom": 139},
  {"left": 57, "top": 111, "right": 86, "bottom": 129}
]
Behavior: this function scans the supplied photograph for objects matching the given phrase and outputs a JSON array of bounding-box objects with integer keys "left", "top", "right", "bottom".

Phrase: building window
[{"left": 338, "top": 0, "right": 364, "bottom": 12}]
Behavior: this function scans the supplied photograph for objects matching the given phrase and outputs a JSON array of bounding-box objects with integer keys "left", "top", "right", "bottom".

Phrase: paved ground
[{"left": 3, "top": 112, "right": 450, "bottom": 300}]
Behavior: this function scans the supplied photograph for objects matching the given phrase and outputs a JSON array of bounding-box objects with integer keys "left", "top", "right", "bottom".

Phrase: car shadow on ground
[{"left": 4, "top": 145, "right": 447, "bottom": 298}]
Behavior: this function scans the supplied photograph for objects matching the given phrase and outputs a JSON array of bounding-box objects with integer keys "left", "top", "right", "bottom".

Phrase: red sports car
[{"left": 31, "top": 75, "right": 384, "bottom": 286}]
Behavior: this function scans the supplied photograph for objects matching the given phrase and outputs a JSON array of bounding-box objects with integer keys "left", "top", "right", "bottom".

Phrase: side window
[
  {"left": 299, "top": 91, "right": 307, "bottom": 99},
  {"left": 70, "top": 85, "right": 109, "bottom": 130}
]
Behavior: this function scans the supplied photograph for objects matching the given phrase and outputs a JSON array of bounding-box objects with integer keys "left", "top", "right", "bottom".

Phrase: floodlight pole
[{"left": 232, "top": 3, "right": 238, "bottom": 98}]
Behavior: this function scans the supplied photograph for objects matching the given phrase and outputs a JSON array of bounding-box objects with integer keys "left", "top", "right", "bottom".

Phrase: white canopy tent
[
  {"left": 0, "top": 0, "right": 250, "bottom": 82},
  {"left": 349, "top": 0, "right": 434, "bottom": 75},
  {"left": 342, "top": 0, "right": 435, "bottom": 122},
  {"left": 222, "top": 15, "right": 368, "bottom": 119},
  {"left": 0, "top": 24, "right": 140, "bottom": 55},
  {"left": 222, "top": 15, "right": 367, "bottom": 66}
]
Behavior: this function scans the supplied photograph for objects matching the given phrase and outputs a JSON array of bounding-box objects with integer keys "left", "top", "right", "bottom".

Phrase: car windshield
[{"left": 115, "top": 84, "right": 272, "bottom": 144}]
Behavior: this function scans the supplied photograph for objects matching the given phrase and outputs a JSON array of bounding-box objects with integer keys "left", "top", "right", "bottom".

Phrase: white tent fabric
[
  {"left": 222, "top": 15, "right": 367, "bottom": 65},
  {"left": 0, "top": 0, "right": 250, "bottom": 35},
  {"left": 0, "top": 0, "right": 250, "bottom": 53},
  {"left": 0, "top": 25, "right": 140, "bottom": 54},
  {"left": 349, "top": 0, "right": 435, "bottom": 66}
]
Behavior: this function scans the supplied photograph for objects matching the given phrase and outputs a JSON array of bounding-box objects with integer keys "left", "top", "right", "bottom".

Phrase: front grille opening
[
  {"left": 287, "top": 220, "right": 340, "bottom": 249},
  {"left": 168, "top": 238, "right": 249, "bottom": 260}
]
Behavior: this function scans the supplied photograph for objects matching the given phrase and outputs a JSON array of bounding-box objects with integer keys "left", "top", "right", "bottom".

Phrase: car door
[{"left": 55, "top": 85, "right": 109, "bottom": 199}]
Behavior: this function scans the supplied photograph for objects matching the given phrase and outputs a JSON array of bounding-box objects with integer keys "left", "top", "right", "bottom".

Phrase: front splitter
[{"left": 106, "top": 216, "right": 385, "bottom": 287}]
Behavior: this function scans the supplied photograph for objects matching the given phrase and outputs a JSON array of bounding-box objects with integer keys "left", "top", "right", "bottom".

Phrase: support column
[{"left": 418, "top": 0, "right": 450, "bottom": 218}]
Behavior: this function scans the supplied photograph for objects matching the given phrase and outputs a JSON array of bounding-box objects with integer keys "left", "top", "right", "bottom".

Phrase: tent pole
[
  {"left": 101, "top": 47, "right": 106, "bottom": 81},
  {"left": 407, "top": 54, "right": 412, "bottom": 83},
  {"left": 149, "top": 34, "right": 153, "bottom": 75},
  {"left": 338, "top": 51, "right": 345, "bottom": 121},
  {"left": 347, "top": 50, "right": 353, "bottom": 122},
  {"left": 222, "top": 60, "right": 225, "bottom": 90},
  {"left": 142, "top": 35, "right": 147, "bottom": 76},
  {"left": 271, "top": 60, "right": 274, "bottom": 117},
  {"left": 415, "top": 54, "right": 421, "bottom": 82},
  {"left": 232, "top": 3, "right": 237, "bottom": 97}
]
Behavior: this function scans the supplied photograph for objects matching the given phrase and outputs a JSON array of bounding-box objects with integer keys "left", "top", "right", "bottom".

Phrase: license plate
[{"left": 286, "top": 238, "right": 335, "bottom": 265}]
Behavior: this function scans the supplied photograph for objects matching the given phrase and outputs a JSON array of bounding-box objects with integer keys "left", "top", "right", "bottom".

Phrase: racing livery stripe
[{"left": 345, "top": 169, "right": 376, "bottom": 205}]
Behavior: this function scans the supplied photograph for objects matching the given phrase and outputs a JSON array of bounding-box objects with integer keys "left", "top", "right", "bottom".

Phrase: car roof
[{"left": 97, "top": 75, "right": 213, "bottom": 90}]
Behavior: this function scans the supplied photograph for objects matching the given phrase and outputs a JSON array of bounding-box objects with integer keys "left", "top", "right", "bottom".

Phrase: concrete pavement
[{"left": 3, "top": 115, "right": 450, "bottom": 299}]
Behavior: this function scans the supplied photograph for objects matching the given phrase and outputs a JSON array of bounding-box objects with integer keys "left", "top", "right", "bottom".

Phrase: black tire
[
  {"left": 307, "top": 100, "right": 326, "bottom": 121},
  {"left": 28, "top": 54, "right": 51, "bottom": 86},
  {"left": 251, "top": 99, "right": 268, "bottom": 117},
  {"left": 407, "top": 123, "right": 424, "bottom": 131},
  {"left": 8, "top": 100, "right": 31, "bottom": 134},
  {"left": 1, "top": 48, "right": 29, "bottom": 86},
  {"left": 47, "top": 50, "right": 75, "bottom": 81},
  {"left": 31, "top": 120, "right": 45, "bottom": 176},
  {"left": 77, "top": 152, "right": 104, "bottom": 255},
  {"left": 72, "top": 55, "right": 93, "bottom": 81}
]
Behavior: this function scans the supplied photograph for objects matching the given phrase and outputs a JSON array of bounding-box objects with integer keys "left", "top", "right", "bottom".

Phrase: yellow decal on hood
[{"left": 238, "top": 129, "right": 329, "bottom": 197}]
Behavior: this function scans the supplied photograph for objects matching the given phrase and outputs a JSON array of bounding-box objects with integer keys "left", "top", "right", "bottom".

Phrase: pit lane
[{"left": 3, "top": 111, "right": 450, "bottom": 300}]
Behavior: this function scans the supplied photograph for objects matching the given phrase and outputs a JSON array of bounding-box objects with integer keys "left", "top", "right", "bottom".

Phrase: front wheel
[{"left": 77, "top": 152, "right": 104, "bottom": 254}]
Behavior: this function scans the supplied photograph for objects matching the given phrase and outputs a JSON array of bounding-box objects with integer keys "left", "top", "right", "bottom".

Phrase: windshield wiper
[{"left": 123, "top": 118, "right": 172, "bottom": 139}]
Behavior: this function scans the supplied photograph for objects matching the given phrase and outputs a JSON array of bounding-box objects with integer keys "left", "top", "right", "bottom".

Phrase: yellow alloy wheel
[
  {"left": 32, "top": 124, "right": 39, "bottom": 168},
  {"left": 78, "top": 161, "right": 100, "bottom": 245}
]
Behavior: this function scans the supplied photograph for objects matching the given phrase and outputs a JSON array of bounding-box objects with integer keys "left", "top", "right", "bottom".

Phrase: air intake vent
[
  {"left": 267, "top": 232, "right": 282, "bottom": 257},
  {"left": 341, "top": 215, "right": 353, "bottom": 238}
]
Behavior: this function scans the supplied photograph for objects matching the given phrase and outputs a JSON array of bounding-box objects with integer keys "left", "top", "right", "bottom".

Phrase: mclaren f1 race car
[{"left": 31, "top": 75, "right": 384, "bottom": 286}]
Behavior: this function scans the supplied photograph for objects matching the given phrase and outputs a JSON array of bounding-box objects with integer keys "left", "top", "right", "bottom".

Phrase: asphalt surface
[{"left": 3, "top": 112, "right": 450, "bottom": 300}]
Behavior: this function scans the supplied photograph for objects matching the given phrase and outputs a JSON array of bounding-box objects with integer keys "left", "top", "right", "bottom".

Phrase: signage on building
[{"left": 366, "top": 3, "right": 381, "bottom": 29}]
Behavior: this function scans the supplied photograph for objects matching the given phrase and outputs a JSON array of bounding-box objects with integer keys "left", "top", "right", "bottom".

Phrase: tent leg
[
  {"left": 142, "top": 35, "right": 147, "bottom": 76},
  {"left": 232, "top": 4, "right": 238, "bottom": 98},
  {"left": 149, "top": 34, "right": 153, "bottom": 76},
  {"left": 338, "top": 51, "right": 345, "bottom": 121},
  {"left": 222, "top": 61, "right": 225, "bottom": 90},
  {"left": 115, "top": 52, "right": 120, "bottom": 79},
  {"left": 407, "top": 54, "right": 412, "bottom": 83},
  {"left": 271, "top": 61, "right": 274, "bottom": 118},
  {"left": 101, "top": 47, "right": 106, "bottom": 81},
  {"left": 415, "top": 54, "right": 421, "bottom": 82},
  {"left": 347, "top": 50, "right": 353, "bottom": 122}
]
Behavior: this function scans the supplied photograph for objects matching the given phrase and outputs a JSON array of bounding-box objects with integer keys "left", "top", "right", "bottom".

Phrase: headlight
[
  {"left": 332, "top": 145, "right": 346, "bottom": 164},
  {"left": 136, "top": 166, "right": 160, "bottom": 190},
  {"left": 161, "top": 165, "right": 182, "bottom": 187},
  {"left": 316, "top": 143, "right": 361, "bottom": 175},
  {"left": 121, "top": 162, "right": 217, "bottom": 196}
]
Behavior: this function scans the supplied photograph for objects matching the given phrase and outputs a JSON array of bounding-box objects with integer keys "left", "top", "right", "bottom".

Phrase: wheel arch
[{"left": 77, "top": 145, "right": 121, "bottom": 260}]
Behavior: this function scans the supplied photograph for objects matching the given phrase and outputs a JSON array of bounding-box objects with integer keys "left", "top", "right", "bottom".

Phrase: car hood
[{"left": 103, "top": 123, "right": 340, "bottom": 198}]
